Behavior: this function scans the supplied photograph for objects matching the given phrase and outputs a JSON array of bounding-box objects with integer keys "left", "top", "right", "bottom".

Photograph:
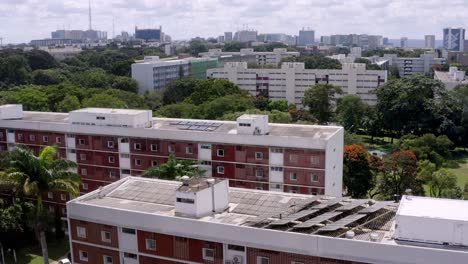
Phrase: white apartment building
[
  {"left": 434, "top": 66, "right": 468, "bottom": 90},
  {"left": 200, "top": 48, "right": 299, "bottom": 66},
  {"left": 370, "top": 53, "right": 446, "bottom": 76},
  {"left": 425, "top": 35, "right": 436, "bottom": 49},
  {"left": 207, "top": 62, "right": 387, "bottom": 105},
  {"left": 67, "top": 176, "right": 468, "bottom": 264}
]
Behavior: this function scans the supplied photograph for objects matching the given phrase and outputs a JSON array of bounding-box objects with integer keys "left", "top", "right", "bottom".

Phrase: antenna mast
[
  {"left": 88, "top": 0, "right": 92, "bottom": 30},
  {"left": 112, "top": 17, "right": 115, "bottom": 39}
]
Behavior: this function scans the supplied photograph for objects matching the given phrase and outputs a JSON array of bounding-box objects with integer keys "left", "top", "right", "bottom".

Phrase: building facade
[
  {"left": 200, "top": 48, "right": 299, "bottom": 66},
  {"left": 234, "top": 30, "right": 258, "bottom": 42},
  {"left": 224, "top": 32, "right": 233, "bottom": 42},
  {"left": 434, "top": 66, "right": 468, "bottom": 90},
  {"left": 425, "top": 35, "right": 436, "bottom": 49},
  {"left": 298, "top": 29, "right": 315, "bottom": 46},
  {"left": 0, "top": 105, "right": 343, "bottom": 204},
  {"left": 66, "top": 176, "right": 468, "bottom": 264},
  {"left": 135, "top": 27, "right": 163, "bottom": 42},
  {"left": 131, "top": 56, "right": 219, "bottom": 94},
  {"left": 443, "top": 28, "right": 465, "bottom": 51},
  {"left": 380, "top": 53, "right": 446, "bottom": 76},
  {"left": 400, "top": 37, "right": 408, "bottom": 48},
  {"left": 207, "top": 62, "right": 387, "bottom": 105}
]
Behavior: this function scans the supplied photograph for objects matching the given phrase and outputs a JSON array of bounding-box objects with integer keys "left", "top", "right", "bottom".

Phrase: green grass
[
  {"left": 4, "top": 238, "right": 69, "bottom": 264},
  {"left": 445, "top": 152, "right": 468, "bottom": 189}
]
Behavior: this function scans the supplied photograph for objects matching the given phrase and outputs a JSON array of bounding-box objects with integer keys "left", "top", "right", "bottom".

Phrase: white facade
[
  {"left": 69, "top": 108, "right": 153, "bottom": 128},
  {"left": 0, "top": 104, "right": 23, "bottom": 120},
  {"left": 434, "top": 67, "right": 468, "bottom": 90},
  {"left": 425, "top": 35, "right": 436, "bottom": 49},
  {"left": 207, "top": 62, "right": 387, "bottom": 105},
  {"left": 200, "top": 48, "right": 299, "bottom": 66},
  {"left": 379, "top": 53, "right": 446, "bottom": 76}
]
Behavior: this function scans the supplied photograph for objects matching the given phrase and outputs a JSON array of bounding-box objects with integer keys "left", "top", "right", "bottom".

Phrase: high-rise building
[
  {"left": 400, "top": 37, "right": 408, "bottom": 48},
  {"left": 298, "top": 28, "right": 315, "bottom": 45},
  {"left": 208, "top": 62, "right": 387, "bottom": 105},
  {"left": 224, "top": 32, "right": 233, "bottom": 42},
  {"left": 135, "top": 26, "right": 163, "bottom": 42},
  {"left": 200, "top": 48, "right": 299, "bottom": 66},
  {"left": 131, "top": 56, "right": 219, "bottom": 94},
  {"left": 443, "top": 28, "right": 465, "bottom": 51},
  {"left": 234, "top": 30, "right": 258, "bottom": 42},
  {"left": 66, "top": 176, "right": 468, "bottom": 264},
  {"left": 425, "top": 35, "right": 436, "bottom": 49}
]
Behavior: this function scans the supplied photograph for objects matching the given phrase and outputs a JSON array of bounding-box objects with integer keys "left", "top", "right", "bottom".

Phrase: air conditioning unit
[
  {"left": 254, "top": 127, "right": 261, "bottom": 135},
  {"left": 225, "top": 255, "right": 243, "bottom": 264}
]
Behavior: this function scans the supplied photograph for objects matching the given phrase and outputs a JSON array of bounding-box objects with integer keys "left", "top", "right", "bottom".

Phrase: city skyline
[{"left": 1, "top": 0, "right": 468, "bottom": 44}]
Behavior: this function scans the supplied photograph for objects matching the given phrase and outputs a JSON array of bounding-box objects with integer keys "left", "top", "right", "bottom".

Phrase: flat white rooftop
[
  {"left": 398, "top": 196, "right": 468, "bottom": 222},
  {"left": 70, "top": 108, "right": 150, "bottom": 116}
]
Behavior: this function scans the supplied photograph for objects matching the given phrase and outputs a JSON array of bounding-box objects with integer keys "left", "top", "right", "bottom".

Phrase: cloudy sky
[{"left": 1, "top": 0, "right": 467, "bottom": 43}]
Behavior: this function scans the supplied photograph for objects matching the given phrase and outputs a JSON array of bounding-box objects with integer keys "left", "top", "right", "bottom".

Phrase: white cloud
[{"left": 0, "top": 0, "right": 467, "bottom": 43}]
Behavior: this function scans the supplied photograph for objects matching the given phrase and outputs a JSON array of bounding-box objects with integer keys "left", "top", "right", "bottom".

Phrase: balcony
[
  {"left": 6, "top": 132, "right": 15, "bottom": 143},
  {"left": 120, "top": 155, "right": 131, "bottom": 169},
  {"left": 66, "top": 137, "right": 75, "bottom": 148}
]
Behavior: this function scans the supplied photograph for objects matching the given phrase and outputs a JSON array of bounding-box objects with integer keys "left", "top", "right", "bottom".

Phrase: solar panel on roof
[
  {"left": 316, "top": 214, "right": 367, "bottom": 232},
  {"left": 292, "top": 212, "right": 342, "bottom": 229},
  {"left": 311, "top": 198, "right": 344, "bottom": 209},
  {"left": 358, "top": 202, "right": 394, "bottom": 214},
  {"left": 336, "top": 200, "right": 370, "bottom": 212},
  {"left": 269, "top": 209, "right": 319, "bottom": 226}
]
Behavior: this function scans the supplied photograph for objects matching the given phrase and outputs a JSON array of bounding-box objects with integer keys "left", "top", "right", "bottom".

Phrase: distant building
[
  {"left": 321, "top": 36, "right": 332, "bottom": 45},
  {"left": 371, "top": 53, "right": 445, "bottom": 76},
  {"left": 234, "top": 30, "right": 258, "bottom": 42},
  {"left": 135, "top": 26, "right": 163, "bottom": 42},
  {"left": 434, "top": 66, "right": 468, "bottom": 90},
  {"left": 445, "top": 50, "right": 468, "bottom": 66},
  {"left": 400, "top": 37, "right": 408, "bottom": 48},
  {"left": 425, "top": 35, "right": 436, "bottom": 49},
  {"left": 383, "top": 37, "right": 390, "bottom": 45},
  {"left": 131, "top": 56, "right": 219, "bottom": 94},
  {"left": 298, "top": 29, "right": 315, "bottom": 45},
  {"left": 323, "top": 34, "right": 382, "bottom": 49},
  {"left": 224, "top": 32, "right": 233, "bottom": 42},
  {"left": 443, "top": 28, "right": 465, "bottom": 51},
  {"left": 200, "top": 48, "right": 299, "bottom": 66},
  {"left": 51, "top": 29, "right": 107, "bottom": 41},
  {"left": 30, "top": 39, "right": 80, "bottom": 47},
  {"left": 208, "top": 62, "right": 387, "bottom": 105}
]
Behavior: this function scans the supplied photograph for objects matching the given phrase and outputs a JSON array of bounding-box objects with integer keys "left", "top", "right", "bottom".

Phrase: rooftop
[
  {"left": 70, "top": 108, "right": 150, "bottom": 116},
  {"left": 76, "top": 177, "right": 398, "bottom": 243},
  {"left": 397, "top": 196, "right": 468, "bottom": 222}
]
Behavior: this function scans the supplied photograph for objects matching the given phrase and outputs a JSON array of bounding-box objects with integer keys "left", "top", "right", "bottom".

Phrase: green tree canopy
[
  {"left": 111, "top": 76, "right": 139, "bottom": 93},
  {"left": 143, "top": 154, "right": 200, "bottom": 180},
  {"left": 56, "top": 95, "right": 81, "bottom": 112},
  {"left": 162, "top": 78, "right": 201, "bottom": 105},
  {"left": 82, "top": 93, "right": 126, "bottom": 108},
  {"left": 32, "top": 69, "right": 66, "bottom": 85},
  {"left": 399, "top": 134, "right": 454, "bottom": 168},
  {"left": 184, "top": 79, "right": 248, "bottom": 105},
  {"left": 303, "top": 84, "right": 343, "bottom": 124},
  {"left": 24, "top": 50, "right": 58, "bottom": 71},
  {"left": 336, "top": 95, "right": 368, "bottom": 132}
]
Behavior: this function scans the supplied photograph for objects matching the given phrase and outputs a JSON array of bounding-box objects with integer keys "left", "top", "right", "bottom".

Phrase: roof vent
[
  {"left": 97, "top": 186, "right": 104, "bottom": 199},
  {"left": 181, "top": 176, "right": 190, "bottom": 186},
  {"left": 345, "top": 230, "right": 355, "bottom": 239},
  {"left": 370, "top": 232, "right": 379, "bottom": 242},
  {"left": 206, "top": 178, "right": 215, "bottom": 185}
]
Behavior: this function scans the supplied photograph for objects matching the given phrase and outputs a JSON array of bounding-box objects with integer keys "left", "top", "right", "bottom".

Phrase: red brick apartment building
[
  {"left": 66, "top": 176, "right": 468, "bottom": 264},
  {"left": 0, "top": 104, "right": 343, "bottom": 216}
]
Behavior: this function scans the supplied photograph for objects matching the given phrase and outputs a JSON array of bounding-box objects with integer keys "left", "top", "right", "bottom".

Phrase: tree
[
  {"left": 110, "top": 59, "right": 133, "bottom": 76},
  {"left": 56, "top": 95, "right": 81, "bottom": 112},
  {"left": 111, "top": 76, "right": 139, "bottom": 93},
  {"left": 399, "top": 134, "right": 454, "bottom": 168},
  {"left": 343, "top": 145, "right": 375, "bottom": 198},
  {"left": 198, "top": 95, "right": 255, "bottom": 119},
  {"left": 3, "top": 86, "right": 50, "bottom": 111},
  {"left": 375, "top": 75, "right": 448, "bottom": 139},
  {"left": 75, "top": 69, "right": 112, "bottom": 88},
  {"left": 267, "top": 100, "right": 289, "bottom": 112},
  {"left": 143, "top": 154, "right": 200, "bottom": 180},
  {"left": 283, "top": 55, "right": 342, "bottom": 69},
  {"left": 220, "top": 109, "right": 292, "bottom": 123},
  {"left": 376, "top": 150, "right": 423, "bottom": 199},
  {"left": 82, "top": 93, "right": 126, "bottom": 108},
  {"left": 0, "top": 55, "right": 32, "bottom": 86},
  {"left": 450, "top": 85, "right": 468, "bottom": 149},
  {"left": 188, "top": 40, "right": 208, "bottom": 56},
  {"left": 185, "top": 79, "right": 248, "bottom": 105},
  {"left": 162, "top": 78, "right": 201, "bottom": 105},
  {"left": 24, "top": 50, "right": 58, "bottom": 71},
  {"left": 0, "top": 146, "right": 81, "bottom": 264},
  {"left": 336, "top": 96, "right": 368, "bottom": 132},
  {"left": 32, "top": 69, "right": 65, "bottom": 85},
  {"left": 427, "top": 169, "right": 460, "bottom": 198},
  {"left": 303, "top": 84, "right": 342, "bottom": 124},
  {"left": 143, "top": 90, "right": 162, "bottom": 111},
  {"left": 155, "top": 103, "right": 197, "bottom": 118}
]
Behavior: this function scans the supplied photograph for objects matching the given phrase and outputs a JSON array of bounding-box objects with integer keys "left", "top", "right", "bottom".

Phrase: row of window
[
  {"left": 47, "top": 192, "right": 67, "bottom": 201},
  {"left": 78, "top": 250, "right": 113, "bottom": 264},
  {"left": 17, "top": 134, "right": 62, "bottom": 143}
]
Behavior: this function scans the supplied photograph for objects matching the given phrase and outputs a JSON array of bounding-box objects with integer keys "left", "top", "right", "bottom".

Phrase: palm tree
[
  {"left": 0, "top": 145, "right": 81, "bottom": 264},
  {"left": 143, "top": 154, "right": 201, "bottom": 180}
]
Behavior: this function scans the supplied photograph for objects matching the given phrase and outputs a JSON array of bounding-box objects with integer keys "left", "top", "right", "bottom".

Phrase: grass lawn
[
  {"left": 3, "top": 238, "right": 69, "bottom": 264},
  {"left": 445, "top": 151, "right": 468, "bottom": 190}
]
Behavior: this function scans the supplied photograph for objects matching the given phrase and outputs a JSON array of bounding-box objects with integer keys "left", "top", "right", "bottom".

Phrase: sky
[{"left": 1, "top": 0, "right": 468, "bottom": 44}]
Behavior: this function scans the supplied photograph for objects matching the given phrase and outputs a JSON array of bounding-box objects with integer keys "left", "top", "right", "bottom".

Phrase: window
[
  {"left": 77, "top": 226, "right": 87, "bottom": 238},
  {"left": 29, "top": 135, "right": 36, "bottom": 141},
  {"left": 146, "top": 238, "right": 156, "bottom": 251},
  {"left": 217, "top": 166, "right": 225, "bottom": 174},
  {"left": 43, "top": 136, "right": 49, "bottom": 143},
  {"left": 289, "top": 154, "right": 298, "bottom": 162},
  {"left": 107, "top": 141, "right": 114, "bottom": 148},
  {"left": 80, "top": 153, "right": 86, "bottom": 161},
  {"left": 176, "top": 197, "right": 195, "bottom": 204},
  {"left": 60, "top": 194, "right": 67, "bottom": 201},
  {"left": 151, "top": 160, "right": 158, "bottom": 167},
  {"left": 227, "top": 244, "right": 245, "bottom": 251},
  {"left": 124, "top": 252, "right": 137, "bottom": 259},
  {"left": 239, "top": 123, "right": 251, "bottom": 127},
  {"left": 311, "top": 174, "right": 319, "bottom": 182},
  {"left": 311, "top": 156, "right": 320, "bottom": 165},
  {"left": 217, "top": 149, "right": 224, "bottom": 157},
  {"left": 103, "top": 255, "right": 113, "bottom": 264},
  {"left": 120, "top": 138, "right": 129, "bottom": 143},
  {"left": 255, "top": 152, "right": 263, "bottom": 160},
  {"left": 81, "top": 168, "right": 87, "bottom": 175},
  {"left": 109, "top": 171, "right": 116, "bottom": 178},
  {"left": 47, "top": 192, "right": 53, "bottom": 199},
  {"left": 186, "top": 146, "right": 193, "bottom": 154},
  {"left": 101, "top": 231, "right": 111, "bottom": 243},
  {"left": 121, "top": 228, "right": 136, "bottom": 234},
  {"left": 202, "top": 248, "right": 215, "bottom": 261},
  {"left": 201, "top": 144, "right": 211, "bottom": 149},
  {"left": 291, "top": 261, "right": 304, "bottom": 264},
  {"left": 18, "top": 133, "right": 23, "bottom": 140},
  {"left": 120, "top": 153, "right": 130, "bottom": 158},
  {"left": 271, "top": 167, "right": 283, "bottom": 172},
  {"left": 135, "top": 159, "right": 142, "bottom": 166},
  {"left": 257, "top": 256, "right": 269, "bottom": 264},
  {"left": 56, "top": 137, "right": 61, "bottom": 143},
  {"left": 290, "top": 172, "right": 297, "bottom": 181},
  {"left": 168, "top": 145, "right": 175, "bottom": 153},
  {"left": 133, "top": 143, "right": 141, "bottom": 150},
  {"left": 79, "top": 139, "right": 85, "bottom": 145},
  {"left": 108, "top": 156, "right": 115, "bottom": 163},
  {"left": 256, "top": 169, "right": 264, "bottom": 178},
  {"left": 271, "top": 148, "right": 283, "bottom": 153},
  {"left": 122, "top": 169, "right": 130, "bottom": 174},
  {"left": 96, "top": 116, "right": 106, "bottom": 120},
  {"left": 201, "top": 161, "right": 212, "bottom": 165},
  {"left": 82, "top": 183, "right": 89, "bottom": 190},
  {"left": 150, "top": 144, "right": 158, "bottom": 151},
  {"left": 79, "top": 250, "right": 88, "bottom": 261}
]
